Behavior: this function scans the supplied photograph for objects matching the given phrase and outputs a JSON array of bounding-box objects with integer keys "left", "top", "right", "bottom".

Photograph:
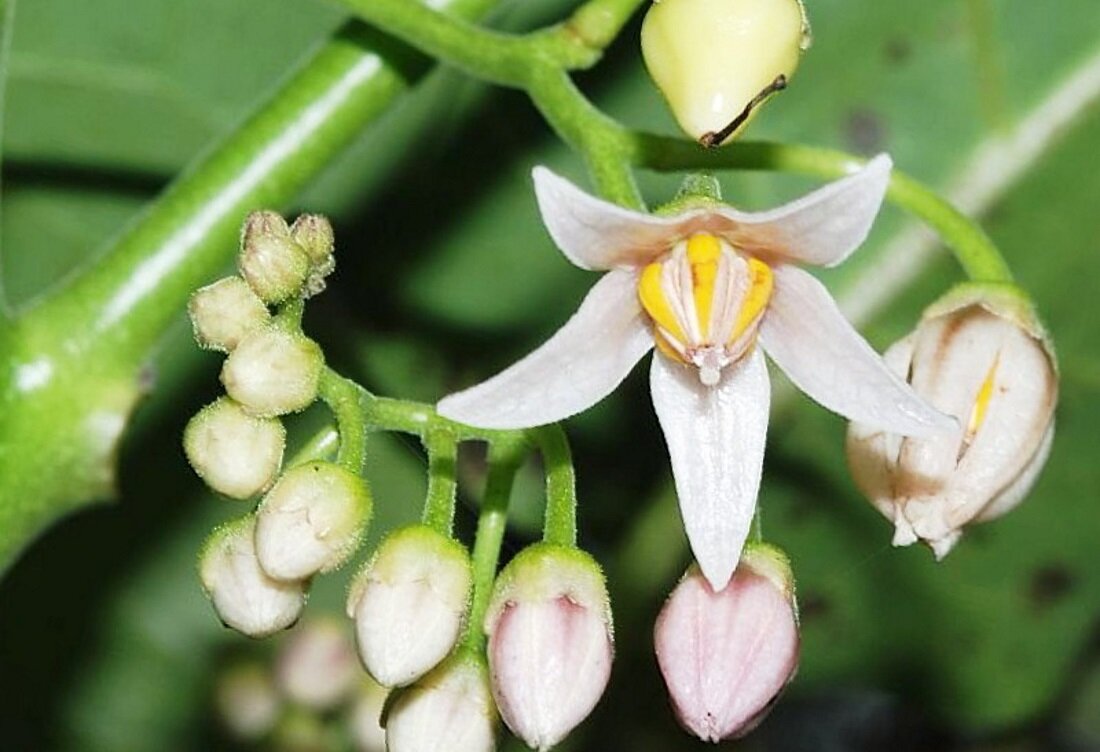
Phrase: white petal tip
[{"left": 697, "top": 560, "right": 736, "bottom": 592}]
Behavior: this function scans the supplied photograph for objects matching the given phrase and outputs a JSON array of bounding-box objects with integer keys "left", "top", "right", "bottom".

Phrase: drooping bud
[
  {"left": 184, "top": 397, "right": 285, "bottom": 499},
  {"left": 291, "top": 214, "right": 336, "bottom": 297},
  {"left": 239, "top": 210, "right": 310, "bottom": 304},
  {"left": 199, "top": 517, "right": 306, "bottom": 638},
  {"left": 347, "top": 525, "right": 472, "bottom": 687},
  {"left": 220, "top": 327, "right": 324, "bottom": 417},
  {"left": 254, "top": 461, "right": 372, "bottom": 581},
  {"left": 654, "top": 544, "right": 799, "bottom": 742},
  {"left": 188, "top": 276, "right": 271, "bottom": 352},
  {"left": 275, "top": 617, "right": 359, "bottom": 710},
  {"left": 847, "top": 286, "right": 1058, "bottom": 559},
  {"left": 484, "top": 544, "right": 613, "bottom": 751},
  {"left": 641, "top": 0, "right": 810, "bottom": 145},
  {"left": 385, "top": 653, "right": 498, "bottom": 752},
  {"left": 214, "top": 662, "right": 282, "bottom": 741}
]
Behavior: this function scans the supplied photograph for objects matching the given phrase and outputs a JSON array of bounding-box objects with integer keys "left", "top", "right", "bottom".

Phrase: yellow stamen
[
  {"left": 654, "top": 330, "right": 687, "bottom": 363},
  {"left": 966, "top": 356, "right": 999, "bottom": 438},
  {"left": 639, "top": 262, "right": 687, "bottom": 345},
  {"left": 687, "top": 234, "right": 721, "bottom": 339},
  {"left": 730, "top": 258, "right": 773, "bottom": 342}
]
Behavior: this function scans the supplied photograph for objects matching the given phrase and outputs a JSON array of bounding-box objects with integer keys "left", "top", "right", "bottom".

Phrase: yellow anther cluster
[{"left": 637, "top": 233, "right": 774, "bottom": 366}]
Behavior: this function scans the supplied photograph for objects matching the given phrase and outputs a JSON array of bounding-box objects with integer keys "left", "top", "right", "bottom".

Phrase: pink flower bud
[
  {"left": 484, "top": 544, "right": 613, "bottom": 751},
  {"left": 654, "top": 544, "right": 799, "bottom": 742},
  {"left": 385, "top": 653, "right": 497, "bottom": 752}
]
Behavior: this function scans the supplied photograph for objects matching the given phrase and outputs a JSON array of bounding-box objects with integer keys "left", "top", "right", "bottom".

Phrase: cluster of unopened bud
[
  {"left": 213, "top": 618, "right": 387, "bottom": 750},
  {"left": 189, "top": 211, "right": 376, "bottom": 638},
  {"left": 847, "top": 285, "right": 1058, "bottom": 558},
  {"left": 185, "top": 211, "right": 336, "bottom": 501}
]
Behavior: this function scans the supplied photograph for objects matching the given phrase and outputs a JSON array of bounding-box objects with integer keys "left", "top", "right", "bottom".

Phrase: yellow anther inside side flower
[
  {"left": 637, "top": 233, "right": 775, "bottom": 383},
  {"left": 966, "top": 355, "right": 999, "bottom": 439}
]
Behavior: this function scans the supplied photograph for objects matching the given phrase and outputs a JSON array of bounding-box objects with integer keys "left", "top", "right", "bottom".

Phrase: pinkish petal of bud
[
  {"left": 484, "top": 544, "right": 613, "bottom": 751},
  {"left": 654, "top": 545, "right": 799, "bottom": 742}
]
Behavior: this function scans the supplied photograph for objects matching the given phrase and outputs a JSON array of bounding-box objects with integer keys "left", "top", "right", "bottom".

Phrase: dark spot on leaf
[
  {"left": 844, "top": 109, "right": 888, "bottom": 154},
  {"left": 1028, "top": 565, "right": 1075, "bottom": 611},
  {"left": 884, "top": 38, "right": 912, "bottom": 64}
]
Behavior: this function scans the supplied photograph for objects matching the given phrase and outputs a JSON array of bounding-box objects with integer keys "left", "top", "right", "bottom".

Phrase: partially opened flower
[{"left": 438, "top": 157, "right": 953, "bottom": 589}]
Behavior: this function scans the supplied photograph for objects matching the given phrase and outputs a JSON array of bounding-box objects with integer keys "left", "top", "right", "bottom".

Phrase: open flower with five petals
[{"left": 438, "top": 155, "right": 954, "bottom": 589}]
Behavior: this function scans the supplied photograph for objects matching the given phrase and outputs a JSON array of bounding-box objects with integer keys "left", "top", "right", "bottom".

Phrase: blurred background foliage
[{"left": 2, "top": 0, "right": 1100, "bottom": 750}]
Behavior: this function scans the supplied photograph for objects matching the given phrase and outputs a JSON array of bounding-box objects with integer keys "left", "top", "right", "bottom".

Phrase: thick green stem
[
  {"left": 532, "top": 425, "right": 577, "bottom": 547},
  {"left": 463, "top": 436, "right": 526, "bottom": 652},
  {"left": 565, "top": 0, "right": 647, "bottom": 51},
  {"left": 0, "top": 0, "right": 505, "bottom": 573},
  {"left": 632, "top": 137, "right": 1015, "bottom": 284},
  {"left": 318, "top": 369, "right": 368, "bottom": 473},
  {"left": 422, "top": 428, "right": 459, "bottom": 535},
  {"left": 26, "top": 0, "right": 504, "bottom": 374},
  {"left": 527, "top": 68, "right": 643, "bottom": 209}
]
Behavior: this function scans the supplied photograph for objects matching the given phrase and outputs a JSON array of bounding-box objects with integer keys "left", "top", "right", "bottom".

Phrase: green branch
[
  {"left": 531, "top": 425, "right": 577, "bottom": 548},
  {"left": 422, "top": 427, "right": 459, "bottom": 535},
  {"left": 463, "top": 436, "right": 526, "bottom": 652}
]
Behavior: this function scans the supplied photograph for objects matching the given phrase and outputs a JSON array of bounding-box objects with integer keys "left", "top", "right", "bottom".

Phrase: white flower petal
[
  {"left": 760, "top": 265, "right": 955, "bottom": 437},
  {"left": 712, "top": 154, "right": 892, "bottom": 267},
  {"left": 650, "top": 349, "right": 770, "bottom": 591},
  {"left": 437, "top": 270, "right": 653, "bottom": 429},
  {"left": 533, "top": 166, "right": 682, "bottom": 271}
]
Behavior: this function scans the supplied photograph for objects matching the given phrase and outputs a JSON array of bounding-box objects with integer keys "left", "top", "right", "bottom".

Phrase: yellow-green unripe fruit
[{"left": 642, "top": 0, "right": 809, "bottom": 145}]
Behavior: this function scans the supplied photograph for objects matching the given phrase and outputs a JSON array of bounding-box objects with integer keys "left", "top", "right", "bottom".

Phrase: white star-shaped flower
[{"left": 438, "top": 155, "right": 954, "bottom": 589}]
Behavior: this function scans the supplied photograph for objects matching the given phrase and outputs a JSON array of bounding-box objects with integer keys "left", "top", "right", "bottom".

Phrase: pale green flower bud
[
  {"left": 385, "top": 653, "right": 498, "bottom": 752},
  {"left": 184, "top": 397, "right": 285, "bottom": 499},
  {"left": 291, "top": 213, "right": 337, "bottom": 298},
  {"left": 642, "top": 0, "right": 810, "bottom": 145},
  {"left": 215, "top": 662, "right": 282, "bottom": 741},
  {"left": 239, "top": 210, "right": 310, "bottom": 304},
  {"left": 347, "top": 525, "right": 473, "bottom": 687},
  {"left": 254, "top": 461, "right": 372, "bottom": 581},
  {"left": 291, "top": 214, "right": 335, "bottom": 268},
  {"left": 188, "top": 276, "right": 271, "bottom": 352},
  {"left": 199, "top": 517, "right": 306, "bottom": 638},
  {"left": 484, "top": 544, "right": 613, "bottom": 751},
  {"left": 275, "top": 617, "right": 359, "bottom": 711},
  {"left": 220, "top": 327, "right": 324, "bottom": 417}
]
